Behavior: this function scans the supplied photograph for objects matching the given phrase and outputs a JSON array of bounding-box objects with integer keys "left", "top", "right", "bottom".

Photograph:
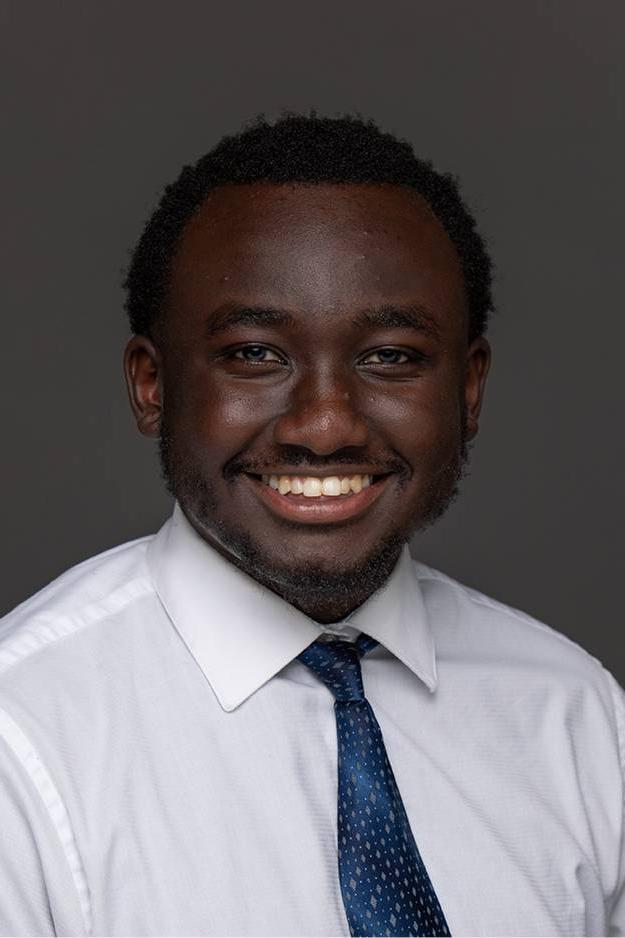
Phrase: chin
[{"left": 210, "top": 518, "right": 408, "bottom": 604}]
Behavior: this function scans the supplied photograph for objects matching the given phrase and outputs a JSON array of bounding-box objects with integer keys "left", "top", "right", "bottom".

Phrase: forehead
[{"left": 167, "top": 183, "right": 467, "bottom": 331}]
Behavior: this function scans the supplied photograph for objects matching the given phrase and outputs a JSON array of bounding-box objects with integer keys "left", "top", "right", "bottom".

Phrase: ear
[
  {"left": 123, "top": 335, "right": 162, "bottom": 438},
  {"left": 464, "top": 336, "right": 491, "bottom": 441}
]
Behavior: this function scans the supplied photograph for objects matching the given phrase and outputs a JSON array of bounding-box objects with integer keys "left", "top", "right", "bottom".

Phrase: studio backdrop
[{"left": 2, "top": 0, "right": 623, "bottom": 681}]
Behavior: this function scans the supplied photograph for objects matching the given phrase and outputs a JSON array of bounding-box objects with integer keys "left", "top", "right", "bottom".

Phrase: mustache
[{"left": 224, "top": 447, "right": 410, "bottom": 480}]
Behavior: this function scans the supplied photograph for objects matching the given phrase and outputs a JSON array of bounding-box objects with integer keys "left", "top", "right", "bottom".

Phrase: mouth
[{"left": 242, "top": 471, "right": 393, "bottom": 525}]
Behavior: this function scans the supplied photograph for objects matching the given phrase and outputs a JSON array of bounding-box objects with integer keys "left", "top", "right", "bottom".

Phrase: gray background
[{"left": 2, "top": 1, "right": 623, "bottom": 680}]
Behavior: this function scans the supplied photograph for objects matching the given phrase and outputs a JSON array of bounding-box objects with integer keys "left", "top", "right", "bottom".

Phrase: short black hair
[{"left": 123, "top": 111, "right": 493, "bottom": 342}]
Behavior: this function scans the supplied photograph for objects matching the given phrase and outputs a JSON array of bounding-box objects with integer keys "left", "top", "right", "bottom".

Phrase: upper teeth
[{"left": 261, "top": 474, "right": 373, "bottom": 497}]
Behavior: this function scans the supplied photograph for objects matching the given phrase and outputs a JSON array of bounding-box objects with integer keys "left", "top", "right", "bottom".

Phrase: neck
[{"left": 254, "top": 574, "right": 379, "bottom": 624}]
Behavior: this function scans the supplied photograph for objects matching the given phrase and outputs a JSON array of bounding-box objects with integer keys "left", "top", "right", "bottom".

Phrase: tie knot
[{"left": 297, "top": 635, "right": 378, "bottom": 703}]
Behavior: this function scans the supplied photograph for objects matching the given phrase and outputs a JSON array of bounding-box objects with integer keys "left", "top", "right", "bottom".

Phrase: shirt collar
[{"left": 147, "top": 503, "right": 438, "bottom": 712}]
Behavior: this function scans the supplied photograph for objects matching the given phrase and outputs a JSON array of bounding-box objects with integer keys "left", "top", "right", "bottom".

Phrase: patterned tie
[{"left": 297, "top": 633, "right": 450, "bottom": 937}]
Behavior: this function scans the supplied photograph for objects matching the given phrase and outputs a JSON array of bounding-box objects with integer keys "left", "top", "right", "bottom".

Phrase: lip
[
  {"left": 255, "top": 467, "right": 386, "bottom": 478},
  {"left": 243, "top": 473, "right": 392, "bottom": 525}
]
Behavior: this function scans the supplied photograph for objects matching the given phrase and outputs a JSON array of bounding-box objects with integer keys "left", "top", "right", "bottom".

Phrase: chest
[{"left": 70, "top": 669, "right": 610, "bottom": 936}]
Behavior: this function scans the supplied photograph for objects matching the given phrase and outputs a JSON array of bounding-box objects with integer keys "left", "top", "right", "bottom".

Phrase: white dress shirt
[{"left": 0, "top": 503, "right": 624, "bottom": 937}]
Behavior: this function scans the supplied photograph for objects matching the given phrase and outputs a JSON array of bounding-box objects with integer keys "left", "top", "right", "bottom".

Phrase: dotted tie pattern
[{"left": 297, "top": 634, "right": 450, "bottom": 938}]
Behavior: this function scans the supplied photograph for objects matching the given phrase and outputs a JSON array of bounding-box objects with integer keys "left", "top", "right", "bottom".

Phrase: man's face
[{"left": 125, "top": 183, "right": 490, "bottom": 620}]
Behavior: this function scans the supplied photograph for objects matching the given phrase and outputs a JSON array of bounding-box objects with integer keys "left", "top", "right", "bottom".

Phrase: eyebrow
[
  {"left": 205, "top": 303, "right": 440, "bottom": 339},
  {"left": 352, "top": 305, "right": 441, "bottom": 339},
  {"left": 205, "top": 306, "right": 295, "bottom": 337}
]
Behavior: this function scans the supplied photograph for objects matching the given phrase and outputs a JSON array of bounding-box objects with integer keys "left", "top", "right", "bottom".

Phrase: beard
[{"left": 158, "top": 409, "right": 471, "bottom": 619}]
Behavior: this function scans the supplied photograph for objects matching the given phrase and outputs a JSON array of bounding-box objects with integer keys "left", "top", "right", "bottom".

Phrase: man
[{"left": 0, "top": 112, "right": 623, "bottom": 938}]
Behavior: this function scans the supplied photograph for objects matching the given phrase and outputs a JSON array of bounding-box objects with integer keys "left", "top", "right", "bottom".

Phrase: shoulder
[
  {"left": 412, "top": 558, "right": 613, "bottom": 686},
  {"left": 0, "top": 535, "right": 156, "bottom": 680},
  {"left": 412, "top": 558, "right": 625, "bottom": 762}
]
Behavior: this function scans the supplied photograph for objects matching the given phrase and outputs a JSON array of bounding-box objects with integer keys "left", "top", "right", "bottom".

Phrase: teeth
[
  {"left": 261, "top": 473, "right": 374, "bottom": 497},
  {"left": 303, "top": 477, "right": 323, "bottom": 497},
  {"left": 321, "top": 477, "right": 341, "bottom": 496}
]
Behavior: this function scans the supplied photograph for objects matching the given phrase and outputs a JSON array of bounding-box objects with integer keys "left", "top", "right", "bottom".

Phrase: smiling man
[
  {"left": 1, "top": 114, "right": 624, "bottom": 938},
  {"left": 129, "top": 171, "right": 488, "bottom": 625}
]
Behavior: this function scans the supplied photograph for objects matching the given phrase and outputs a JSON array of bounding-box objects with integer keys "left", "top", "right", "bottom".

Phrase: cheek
[
  {"left": 365, "top": 383, "right": 463, "bottom": 453},
  {"left": 168, "top": 373, "right": 278, "bottom": 455}
]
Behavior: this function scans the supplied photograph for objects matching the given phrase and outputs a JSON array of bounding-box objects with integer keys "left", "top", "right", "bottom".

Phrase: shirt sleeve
[
  {"left": 606, "top": 670, "right": 625, "bottom": 936},
  {"left": 0, "top": 710, "right": 86, "bottom": 937}
]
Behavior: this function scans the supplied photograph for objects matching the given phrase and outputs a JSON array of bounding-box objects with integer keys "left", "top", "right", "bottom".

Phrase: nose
[{"left": 273, "top": 370, "right": 369, "bottom": 455}]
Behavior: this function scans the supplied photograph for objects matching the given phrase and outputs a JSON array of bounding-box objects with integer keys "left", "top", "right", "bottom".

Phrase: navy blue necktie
[{"left": 297, "top": 634, "right": 450, "bottom": 937}]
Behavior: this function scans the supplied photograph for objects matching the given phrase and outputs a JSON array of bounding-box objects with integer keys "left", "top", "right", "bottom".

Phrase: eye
[
  {"left": 231, "top": 345, "right": 284, "bottom": 363},
  {"left": 360, "top": 348, "right": 414, "bottom": 365}
]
